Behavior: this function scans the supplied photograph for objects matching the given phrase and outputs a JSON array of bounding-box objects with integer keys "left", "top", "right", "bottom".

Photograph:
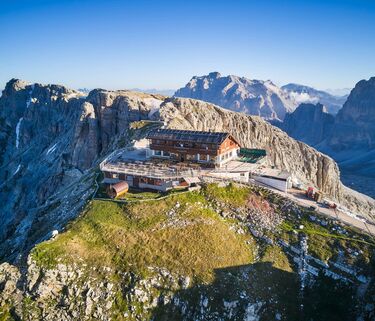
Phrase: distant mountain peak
[
  {"left": 281, "top": 83, "right": 347, "bottom": 115},
  {"left": 208, "top": 71, "right": 221, "bottom": 79},
  {"left": 175, "top": 72, "right": 295, "bottom": 121}
]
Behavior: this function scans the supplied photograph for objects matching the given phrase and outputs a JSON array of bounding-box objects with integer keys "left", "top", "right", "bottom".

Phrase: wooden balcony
[{"left": 149, "top": 143, "right": 219, "bottom": 156}]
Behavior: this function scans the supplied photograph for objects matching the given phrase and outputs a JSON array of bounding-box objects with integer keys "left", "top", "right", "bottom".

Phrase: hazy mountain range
[
  {"left": 174, "top": 72, "right": 348, "bottom": 121},
  {"left": 281, "top": 83, "right": 347, "bottom": 115},
  {"left": 77, "top": 87, "right": 175, "bottom": 97},
  {"left": 174, "top": 72, "right": 375, "bottom": 199}
]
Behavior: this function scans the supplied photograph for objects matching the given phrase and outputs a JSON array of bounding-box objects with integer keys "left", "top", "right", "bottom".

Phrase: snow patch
[
  {"left": 15, "top": 117, "right": 23, "bottom": 149},
  {"left": 46, "top": 143, "right": 58, "bottom": 155},
  {"left": 26, "top": 84, "right": 35, "bottom": 109},
  {"left": 14, "top": 164, "right": 21, "bottom": 175}
]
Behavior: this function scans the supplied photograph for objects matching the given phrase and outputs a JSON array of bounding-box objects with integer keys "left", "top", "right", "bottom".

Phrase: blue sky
[{"left": 1, "top": 0, "right": 375, "bottom": 91}]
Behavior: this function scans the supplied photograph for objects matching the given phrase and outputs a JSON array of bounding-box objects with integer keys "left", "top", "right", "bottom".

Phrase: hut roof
[
  {"left": 146, "top": 128, "right": 237, "bottom": 145},
  {"left": 111, "top": 181, "right": 129, "bottom": 193}
]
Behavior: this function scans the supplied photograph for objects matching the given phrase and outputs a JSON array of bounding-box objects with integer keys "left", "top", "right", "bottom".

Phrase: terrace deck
[{"left": 101, "top": 160, "right": 208, "bottom": 179}]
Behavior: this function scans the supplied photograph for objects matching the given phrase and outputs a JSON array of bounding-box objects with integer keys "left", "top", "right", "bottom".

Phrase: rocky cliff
[
  {"left": 320, "top": 77, "right": 375, "bottom": 175},
  {"left": 278, "top": 103, "right": 334, "bottom": 146},
  {"left": 279, "top": 78, "right": 375, "bottom": 178},
  {"left": 156, "top": 97, "right": 375, "bottom": 220},
  {"left": 0, "top": 79, "right": 94, "bottom": 263},
  {"left": 0, "top": 79, "right": 166, "bottom": 263},
  {"left": 1, "top": 80, "right": 375, "bottom": 321},
  {"left": 1, "top": 185, "right": 374, "bottom": 321},
  {"left": 174, "top": 72, "right": 295, "bottom": 121},
  {"left": 0, "top": 79, "right": 374, "bottom": 265}
]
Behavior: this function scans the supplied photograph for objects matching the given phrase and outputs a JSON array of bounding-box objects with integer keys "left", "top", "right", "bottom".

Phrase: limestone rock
[
  {"left": 174, "top": 72, "right": 295, "bottom": 121},
  {"left": 158, "top": 97, "right": 375, "bottom": 220},
  {"left": 278, "top": 103, "right": 334, "bottom": 146}
]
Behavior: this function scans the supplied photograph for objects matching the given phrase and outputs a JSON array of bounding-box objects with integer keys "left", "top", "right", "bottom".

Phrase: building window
[{"left": 140, "top": 177, "right": 148, "bottom": 184}]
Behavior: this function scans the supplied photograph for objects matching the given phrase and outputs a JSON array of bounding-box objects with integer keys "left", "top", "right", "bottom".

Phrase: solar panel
[{"left": 146, "top": 128, "right": 230, "bottom": 144}]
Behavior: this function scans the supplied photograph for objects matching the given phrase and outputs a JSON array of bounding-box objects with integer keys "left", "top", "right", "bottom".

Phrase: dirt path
[{"left": 258, "top": 182, "right": 375, "bottom": 237}]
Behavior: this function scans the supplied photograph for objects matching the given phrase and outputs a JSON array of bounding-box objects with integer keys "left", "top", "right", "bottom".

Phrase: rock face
[
  {"left": 280, "top": 78, "right": 375, "bottom": 178},
  {"left": 281, "top": 83, "right": 347, "bottom": 115},
  {"left": 317, "top": 78, "right": 375, "bottom": 182},
  {"left": 157, "top": 97, "right": 375, "bottom": 220},
  {"left": 273, "top": 78, "right": 375, "bottom": 198},
  {"left": 0, "top": 79, "right": 167, "bottom": 262},
  {"left": 278, "top": 103, "right": 334, "bottom": 146},
  {"left": 0, "top": 78, "right": 374, "bottom": 264},
  {"left": 174, "top": 72, "right": 295, "bottom": 121},
  {"left": 0, "top": 79, "right": 95, "bottom": 263},
  {"left": 323, "top": 77, "right": 375, "bottom": 159}
]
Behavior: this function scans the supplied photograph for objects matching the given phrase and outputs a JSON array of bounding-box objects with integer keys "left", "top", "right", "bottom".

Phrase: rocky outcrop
[
  {"left": 0, "top": 78, "right": 373, "bottom": 265},
  {"left": 0, "top": 79, "right": 95, "bottom": 263},
  {"left": 312, "top": 78, "right": 375, "bottom": 180},
  {"left": 157, "top": 97, "right": 375, "bottom": 220},
  {"left": 323, "top": 78, "right": 375, "bottom": 152},
  {"left": 281, "top": 83, "right": 347, "bottom": 115},
  {"left": 0, "top": 80, "right": 167, "bottom": 262},
  {"left": 174, "top": 72, "right": 295, "bottom": 121},
  {"left": 1, "top": 257, "right": 262, "bottom": 321},
  {"left": 278, "top": 103, "right": 334, "bottom": 146}
]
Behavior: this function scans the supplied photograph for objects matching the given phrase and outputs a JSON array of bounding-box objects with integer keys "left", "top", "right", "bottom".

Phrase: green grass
[
  {"left": 0, "top": 305, "right": 15, "bottom": 321},
  {"left": 284, "top": 218, "right": 375, "bottom": 246},
  {"left": 261, "top": 245, "right": 293, "bottom": 272},
  {"left": 203, "top": 183, "right": 252, "bottom": 207},
  {"left": 32, "top": 191, "right": 254, "bottom": 282},
  {"left": 27, "top": 183, "right": 375, "bottom": 319},
  {"left": 280, "top": 214, "right": 375, "bottom": 262}
]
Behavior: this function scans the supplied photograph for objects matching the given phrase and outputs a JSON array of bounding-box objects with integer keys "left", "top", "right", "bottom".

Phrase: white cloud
[{"left": 288, "top": 91, "right": 319, "bottom": 105}]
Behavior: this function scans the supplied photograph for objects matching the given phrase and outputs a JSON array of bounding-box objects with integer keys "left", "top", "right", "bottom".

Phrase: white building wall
[
  {"left": 209, "top": 171, "right": 249, "bottom": 183},
  {"left": 253, "top": 175, "right": 288, "bottom": 192},
  {"left": 138, "top": 182, "right": 172, "bottom": 192},
  {"left": 216, "top": 147, "right": 240, "bottom": 167}
]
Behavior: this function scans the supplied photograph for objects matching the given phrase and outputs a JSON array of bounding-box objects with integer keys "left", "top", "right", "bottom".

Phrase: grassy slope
[
  {"left": 32, "top": 189, "right": 254, "bottom": 282},
  {"left": 30, "top": 183, "right": 375, "bottom": 320}
]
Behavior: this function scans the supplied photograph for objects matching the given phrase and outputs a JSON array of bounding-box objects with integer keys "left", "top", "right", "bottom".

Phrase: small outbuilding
[
  {"left": 107, "top": 181, "right": 129, "bottom": 198},
  {"left": 252, "top": 168, "right": 292, "bottom": 192}
]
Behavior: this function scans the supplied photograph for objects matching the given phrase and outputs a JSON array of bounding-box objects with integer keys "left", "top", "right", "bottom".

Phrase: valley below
[{"left": 341, "top": 171, "right": 375, "bottom": 200}]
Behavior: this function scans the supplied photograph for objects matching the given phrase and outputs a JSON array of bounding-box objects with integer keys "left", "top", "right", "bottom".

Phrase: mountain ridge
[
  {"left": 281, "top": 83, "right": 348, "bottom": 115},
  {"left": 174, "top": 72, "right": 295, "bottom": 121},
  {"left": 0, "top": 78, "right": 374, "bottom": 264},
  {"left": 174, "top": 72, "right": 347, "bottom": 121}
]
